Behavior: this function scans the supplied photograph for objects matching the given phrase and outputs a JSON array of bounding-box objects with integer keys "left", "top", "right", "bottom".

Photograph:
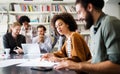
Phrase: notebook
[{"left": 22, "top": 43, "right": 41, "bottom": 55}]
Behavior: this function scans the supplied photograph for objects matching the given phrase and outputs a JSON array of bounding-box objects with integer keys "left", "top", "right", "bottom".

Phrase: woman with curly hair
[{"left": 41, "top": 13, "right": 91, "bottom": 63}]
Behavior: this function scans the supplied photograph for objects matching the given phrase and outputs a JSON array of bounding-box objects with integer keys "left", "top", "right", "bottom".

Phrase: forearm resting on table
[{"left": 78, "top": 60, "right": 120, "bottom": 74}]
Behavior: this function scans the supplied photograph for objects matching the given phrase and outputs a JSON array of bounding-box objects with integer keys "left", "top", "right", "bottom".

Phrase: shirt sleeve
[
  {"left": 53, "top": 43, "right": 67, "bottom": 57},
  {"left": 70, "top": 33, "right": 91, "bottom": 62},
  {"left": 3, "top": 34, "right": 9, "bottom": 48},
  {"left": 103, "top": 16, "right": 120, "bottom": 64}
]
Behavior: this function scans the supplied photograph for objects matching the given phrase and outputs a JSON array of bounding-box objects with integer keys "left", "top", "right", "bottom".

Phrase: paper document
[
  {"left": 0, "top": 59, "right": 27, "bottom": 67},
  {"left": 17, "top": 58, "right": 58, "bottom": 67}
]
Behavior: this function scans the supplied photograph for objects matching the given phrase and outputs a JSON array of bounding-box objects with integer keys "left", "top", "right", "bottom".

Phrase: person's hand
[
  {"left": 48, "top": 56, "right": 63, "bottom": 62},
  {"left": 40, "top": 53, "right": 54, "bottom": 61},
  {"left": 17, "top": 47, "right": 23, "bottom": 53},
  {"left": 38, "top": 35, "right": 44, "bottom": 43},
  {"left": 41, "top": 53, "right": 65, "bottom": 62},
  {"left": 54, "top": 60, "right": 80, "bottom": 70},
  {"left": 13, "top": 46, "right": 23, "bottom": 54}
]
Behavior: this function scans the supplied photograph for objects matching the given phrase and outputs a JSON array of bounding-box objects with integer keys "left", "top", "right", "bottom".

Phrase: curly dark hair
[
  {"left": 18, "top": 15, "right": 30, "bottom": 25},
  {"left": 37, "top": 25, "right": 46, "bottom": 31},
  {"left": 75, "top": 0, "right": 104, "bottom": 11},
  {"left": 51, "top": 13, "right": 78, "bottom": 34}
]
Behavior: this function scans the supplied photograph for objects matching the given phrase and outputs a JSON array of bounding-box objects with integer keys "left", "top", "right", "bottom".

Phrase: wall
[{"left": 103, "top": 2, "right": 120, "bottom": 19}]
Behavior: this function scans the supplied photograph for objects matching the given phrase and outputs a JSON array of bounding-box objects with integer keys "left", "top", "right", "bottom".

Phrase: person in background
[
  {"left": 3, "top": 22, "right": 26, "bottom": 54},
  {"left": 50, "top": 25, "right": 66, "bottom": 50},
  {"left": 41, "top": 13, "right": 91, "bottom": 64},
  {"left": 32, "top": 25, "right": 52, "bottom": 53},
  {"left": 54, "top": 0, "right": 120, "bottom": 74},
  {"left": 18, "top": 15, "right": 37, "bottom": 43}
]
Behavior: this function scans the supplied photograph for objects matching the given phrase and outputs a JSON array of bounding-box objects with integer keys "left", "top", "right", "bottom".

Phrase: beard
[{"left": 84, "top": 11, "right": 94, "bottom": 29}]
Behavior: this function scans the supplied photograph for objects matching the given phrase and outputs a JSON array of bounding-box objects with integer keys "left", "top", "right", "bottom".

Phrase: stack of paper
[
  {"left": 0, "top": 59, "right": 27, "bottom": 67},
  {"left": 17, "top": 58, "right": 58, "bottom": 67}
]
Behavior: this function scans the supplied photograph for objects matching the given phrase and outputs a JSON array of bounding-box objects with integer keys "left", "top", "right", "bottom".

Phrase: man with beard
[{"left": 54, "top": 0, "right": 120, "bottom": 74}]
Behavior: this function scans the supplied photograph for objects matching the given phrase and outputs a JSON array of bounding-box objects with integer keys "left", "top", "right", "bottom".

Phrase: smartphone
[{"left": 31, "top": 67, "right": 52, "bottom": 71}]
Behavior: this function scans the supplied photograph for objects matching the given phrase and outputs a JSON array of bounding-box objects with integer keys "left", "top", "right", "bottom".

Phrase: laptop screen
[{"left": 22, "top": 43, "right": 41, "bottom": 55}]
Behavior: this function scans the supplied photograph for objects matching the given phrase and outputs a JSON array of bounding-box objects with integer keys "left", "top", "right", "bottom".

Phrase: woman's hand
[
  {"left": 40, "top": 53, "right": 63, "bottom": 62},
  {"left": 48, "top": 56, "right": 63, "bottom": 62},
  {"left": 40, "top": 53, "right": 54, "bottom": 61}
]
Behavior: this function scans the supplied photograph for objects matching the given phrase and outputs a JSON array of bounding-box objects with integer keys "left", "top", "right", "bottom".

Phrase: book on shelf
[
  {"left": 11, "top": 4, "right": 51, "bottom": 12},
  {"left": 28, "top": 5, "right": 33, "bottom": 12},
  {"left": 39, "top": 15, "right": 50, "bottom": 23},
  {"left": 52, "top": 5, "right": 76, "bottom": 13},
  {"left": 59, "top": 5, "right": 66, "bottom": 12},
  {"left": 16, "top": 15, "right": 50, "bottom": 24},
  {"left": 29, "top": 15, "right": 39, "bottom": 23},
  {"left": 14, "top": 4, "right": 21, "bottom": 12}
]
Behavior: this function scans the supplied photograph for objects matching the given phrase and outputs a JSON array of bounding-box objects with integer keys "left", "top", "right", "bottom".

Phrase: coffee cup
[{"left": 4, "top": 48, "right": 10, "bottom": 56}]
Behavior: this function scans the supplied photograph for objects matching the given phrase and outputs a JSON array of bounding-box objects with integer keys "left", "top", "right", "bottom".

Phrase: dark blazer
[{"left": 3, "top": 33, "right": 26, "bottom": 54}]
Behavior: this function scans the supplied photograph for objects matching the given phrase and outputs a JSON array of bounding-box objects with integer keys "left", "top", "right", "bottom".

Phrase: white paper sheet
[
  {"left": 0, "top": 59, "right": 28, "bottom": 67},
  {"left": 17, "top": 58, "right": 58, "bottom": 67}
]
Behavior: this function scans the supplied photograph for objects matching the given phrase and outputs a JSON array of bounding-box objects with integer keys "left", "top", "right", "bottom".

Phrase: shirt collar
[{"left": 93, "top": 12, "right": 106, "bottom": 34}]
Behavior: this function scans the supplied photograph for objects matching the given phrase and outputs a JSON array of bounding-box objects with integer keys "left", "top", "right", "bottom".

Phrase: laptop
[{"left": 21, "top": 43, "right": 41, "bottom": 55}]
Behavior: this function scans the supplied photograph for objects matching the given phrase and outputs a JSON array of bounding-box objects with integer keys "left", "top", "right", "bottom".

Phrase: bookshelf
[
  {"left": 0, "top": 1, "right": 9, "bottom": 49},
  {"left": 6, "top": 0, "right": 88, "bottom": 34},
  {"left": 9, "top": 1, "right": 51, "bottom": 23},
  {"left": 0, "top": 0, "right": 88, "bottom": 32},
  {"left": 0, "top": 0, "right": 90, "bottom": 49}
]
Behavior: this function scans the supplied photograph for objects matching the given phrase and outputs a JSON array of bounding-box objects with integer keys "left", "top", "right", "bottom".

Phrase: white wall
[{"left": 103, "top": 2, "right": 120, "bottom": 19}]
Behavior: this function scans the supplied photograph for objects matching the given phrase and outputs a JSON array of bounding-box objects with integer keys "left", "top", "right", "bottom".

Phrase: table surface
[{"left": 0, "top": 54, "right": 76, "bottom": 74}]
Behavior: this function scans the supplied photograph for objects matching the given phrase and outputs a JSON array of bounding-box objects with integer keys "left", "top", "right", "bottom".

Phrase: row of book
[
  {"left": 10, "top": 4, "right": 51, "bottom": 12},
  {"left": 0, "top": 14, "right": 85, "bottom": 27},
  {"left": 52, "top": 5, "right": 76, "bottom": 12},
  {"left": 10, "top": 4, "right": 76, "bottom": 13},
  {"left": 9, "top": 15, "right": 50, "bottom": 24},
  {"left": 30, "top": 15, "right": 50, "bottom": 23}
]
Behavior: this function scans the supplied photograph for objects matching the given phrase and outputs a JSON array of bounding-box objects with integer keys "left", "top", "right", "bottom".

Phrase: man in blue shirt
[{"left": 32, "top": 25, "right": 52, "bottom": 53}]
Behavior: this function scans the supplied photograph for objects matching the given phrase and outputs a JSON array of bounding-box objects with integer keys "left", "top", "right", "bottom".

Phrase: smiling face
[
  {"left": 37, "top": 27, "right": 45, "bottom": 36},
  {"left": 11, "top": 26, "right": 21, "bottom": 36},
  {"left": 55, "top": 19, "right": 69, "bottom": 35},
  {"left": 76, "top": 4, "right": 86, "bottom": 21},
  {"left": 76, "top": 3, "right": 94, "bottom": 29}
]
